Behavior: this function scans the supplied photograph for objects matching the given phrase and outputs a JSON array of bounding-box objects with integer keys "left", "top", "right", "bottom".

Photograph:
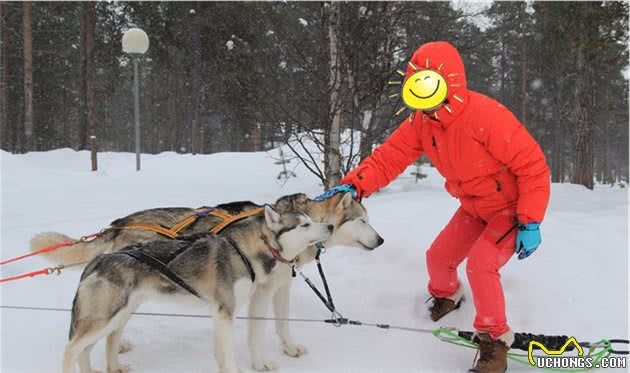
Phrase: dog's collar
[{"left": 262, "top": 235, "right": 296, "bottom": 265}]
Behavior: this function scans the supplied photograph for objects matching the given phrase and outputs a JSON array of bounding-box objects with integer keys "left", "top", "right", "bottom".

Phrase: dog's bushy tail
[{"left": 30, "top": 232, "right": 112, "bottom": 265}]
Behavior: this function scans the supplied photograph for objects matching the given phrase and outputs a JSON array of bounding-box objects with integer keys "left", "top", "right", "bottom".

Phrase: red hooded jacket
[{"left": 341, "top": 42, "right": 550, "bottom": 224}]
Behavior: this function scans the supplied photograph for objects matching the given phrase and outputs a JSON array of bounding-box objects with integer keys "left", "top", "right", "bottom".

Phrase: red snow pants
[{"left": 426, "top": 207, "right": 516, "bottom": 339}]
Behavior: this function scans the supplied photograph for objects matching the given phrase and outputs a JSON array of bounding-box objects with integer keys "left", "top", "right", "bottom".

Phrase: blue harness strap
[{"left": 195, "top": 207, "right": 214, "bottom": 218}]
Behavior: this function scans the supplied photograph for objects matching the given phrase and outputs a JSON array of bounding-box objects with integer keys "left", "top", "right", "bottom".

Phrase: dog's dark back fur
[{"left": 104, "top": 201, "right": 263, "bottom": 245}]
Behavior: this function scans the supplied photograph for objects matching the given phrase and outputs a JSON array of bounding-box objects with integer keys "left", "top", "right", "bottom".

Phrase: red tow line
[
  {"left": 0, "top": 268, "right": 52, "bottom": 283},
  {"left": 0, "top": 231, "right": 102, "bottom": 283}
]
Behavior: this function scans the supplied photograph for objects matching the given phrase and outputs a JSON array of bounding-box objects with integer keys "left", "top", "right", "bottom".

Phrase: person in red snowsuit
[{"left": 339, "top": 42, "right": 551, "bottom": 372}]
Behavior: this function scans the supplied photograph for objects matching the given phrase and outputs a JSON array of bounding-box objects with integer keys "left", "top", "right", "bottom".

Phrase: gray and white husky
[
  {"left": 63, "top": 206, "right": 332, "bottom": 373},
  {"left": 39, "top": 193, "right": 383, "bottom": 372},
  {"left": 32, "top": 192, "right": 383, "bottom": 267}
]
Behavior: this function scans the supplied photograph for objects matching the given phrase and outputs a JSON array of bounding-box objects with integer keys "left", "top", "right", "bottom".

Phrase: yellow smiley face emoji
[{"left": 401, "top": 70, "right": 448, "bottom": 111}]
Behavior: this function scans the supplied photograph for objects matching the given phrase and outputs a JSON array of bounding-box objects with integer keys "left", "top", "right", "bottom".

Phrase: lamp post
[{"left": 122, "top": 28, "right": 149, "bottom": 171}]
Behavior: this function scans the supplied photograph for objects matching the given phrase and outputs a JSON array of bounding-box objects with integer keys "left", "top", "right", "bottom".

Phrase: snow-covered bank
[{"left": 1, "top": 149, "right": 628, "bottom": 372}]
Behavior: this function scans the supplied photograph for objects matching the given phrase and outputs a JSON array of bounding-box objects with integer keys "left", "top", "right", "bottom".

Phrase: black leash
[
  {"left": 119, "top": 249, "right": 204, "bottom": 299},
  {"left": 292, "top": 244, "right": 344, "bottom": 323},
  {"left": 315, "top": 250, "right": 336, "bottom": 311},
  {"left": 495, "top": 223, "right": 519, "bottom": 244}
]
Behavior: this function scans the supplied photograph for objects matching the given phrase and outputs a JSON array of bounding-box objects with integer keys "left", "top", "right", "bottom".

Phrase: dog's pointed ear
[
  {"left": 338, "top": 192, "right": 353, "bottom": 209},
  {"left": 264, "top": 204, "right": 281, "bottom": 227},
  {"left": 274, "top": 193, "right": 309, "bottom": 213}
]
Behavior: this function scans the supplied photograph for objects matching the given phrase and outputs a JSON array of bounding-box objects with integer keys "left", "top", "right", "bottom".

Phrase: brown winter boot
[
  {"left": 469, "top": 331, "right": 514, "bottom": 373},
  {"left": 428, "top": 287, "right": 463, "bottom": 322}
]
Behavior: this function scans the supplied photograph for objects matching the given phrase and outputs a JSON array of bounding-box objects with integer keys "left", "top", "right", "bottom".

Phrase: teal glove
[
  {"left": 314, "top": 184, "right": 357, "bottom": 201},
  {"left": 516, "top": 223, "right": 541, "bottom": 260}
]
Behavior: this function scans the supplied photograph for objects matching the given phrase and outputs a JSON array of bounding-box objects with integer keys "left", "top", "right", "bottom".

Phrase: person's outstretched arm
[{"left": 341, "top": 118, "right": 423, "bottom": 198}]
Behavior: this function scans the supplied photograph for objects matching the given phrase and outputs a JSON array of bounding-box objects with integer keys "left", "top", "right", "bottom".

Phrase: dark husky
[
  {"left": 35, "top": 193, "right": 383, "bottom": 371},
  {"left": 62, "top": 206, "right": 333, "bottom": 373}
]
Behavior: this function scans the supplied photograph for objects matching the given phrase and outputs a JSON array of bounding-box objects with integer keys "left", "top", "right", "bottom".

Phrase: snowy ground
[{"left": 1, "top": 149, "right": 628, "bottom": 372}]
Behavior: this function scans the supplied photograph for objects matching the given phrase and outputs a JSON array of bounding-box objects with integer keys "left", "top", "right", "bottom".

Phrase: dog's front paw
[
  {"left": 282, "top": 343, "right": 308, "bottom": 358},
  {"left": 252, "top": 360, "right": 278, "bottom": 371},
  {"left": 108, "top": 364, "right": 130, "bottom": 373},
  {"left": 118, "top": 339, "right": 133, "bottom": 354}
]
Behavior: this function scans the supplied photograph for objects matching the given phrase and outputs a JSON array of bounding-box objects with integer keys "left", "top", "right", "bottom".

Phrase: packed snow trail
[{"left": 1, "top": 149, "right": 627, "bottom": 372}]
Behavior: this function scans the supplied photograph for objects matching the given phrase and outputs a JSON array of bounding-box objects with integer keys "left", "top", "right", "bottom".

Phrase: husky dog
[
  {"left": 36, "top": 192, "right": 383, "bottom": 371},
  {"left": 63, "top": 205, "right": 333, "bottom": 373}
]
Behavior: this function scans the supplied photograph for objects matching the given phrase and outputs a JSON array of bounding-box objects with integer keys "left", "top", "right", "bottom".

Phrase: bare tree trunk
[
  {"left": 325, "top": 1, "right": 342, "bottom": 188},
  {"left": 191, "top": 109, "right": 199, "bottom": 154},
  {"left": 23, "top": 1, "right": 33, "bottom": 152},
  {"left": 1, "top": 2, "right": 11, "bottom": 151},
  {"left": 344, "top": 53, "right": 370, "bottom": 170},
  {"left": 252, "top": 123, "right": 262, "bottom": 152},
  {"left": 199, "top": 120, "right": 205, "bottom": 154},
  {"left": 78, "top": 3, "right": 87, "bottom": 150},
  {"left": 574, "top": 81, "right": 595, "bottom": 189},
  {"left": 346, "top": 44, "right": 377, "bottom": 165},
  {"left": 190, "top": 14, "right": 203, "bottom": 155},
  {"left": 175, "top": 78, "right": 183, "bottom": 151},
  {"left": 191, "top": 87, "right": 206, "bottom": 154},
  {"left": 84, "top": 2, "right": 97, "bottom": 170},
  {"left": 602, "top": 109, "right": 610, "bottom": 184},
  {"left": 520, "top": 33, "right": 527, "bottom": 127},
  {"left": 62, "top": 83, "right": 70, "bottom": 148},
  {"left": 149, "top": 71, "right": 156, "bottom": 153},
  {"left": 359, "top": 110, "right": 374, "bottom": 162},
  {"left": 551, "top": 90, "right": 562, "bottom": 183},
  {"left": 169, "top": 75, "right": 177, "bottom": 152},
  {"left": 519, "top": 3, "right": 527, "bottom": 127},
  {"left": 573, "top": 10, "right": 596, "bottom": 190},
  {"left": 500, "top": 42, "right": 507, "bottom": 104}
]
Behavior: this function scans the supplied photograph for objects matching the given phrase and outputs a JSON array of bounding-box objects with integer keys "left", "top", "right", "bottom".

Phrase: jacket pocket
[{"left": 494, "top": 172, "right": 518, "bottom": 203}]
